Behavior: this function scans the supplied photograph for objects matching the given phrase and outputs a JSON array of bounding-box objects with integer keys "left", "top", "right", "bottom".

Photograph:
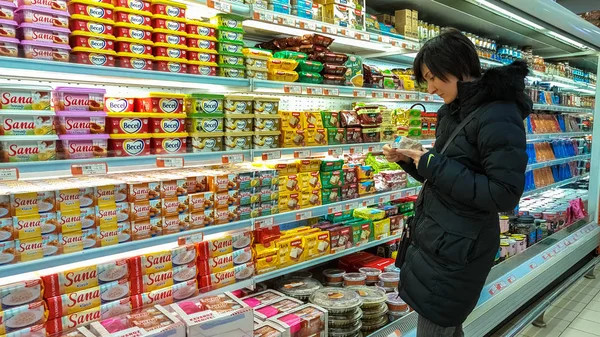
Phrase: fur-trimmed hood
[{"left": 450, "top": 60, "right": 533, "bottom": 120}]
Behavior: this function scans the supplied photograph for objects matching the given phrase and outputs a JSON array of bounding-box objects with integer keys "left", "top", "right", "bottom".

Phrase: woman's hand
[
  {"left": 383, "top": 144, "right": 410, "bottom": 163},
  {"left": 396, "top": 149, "right": 427, "bottom": 167}
]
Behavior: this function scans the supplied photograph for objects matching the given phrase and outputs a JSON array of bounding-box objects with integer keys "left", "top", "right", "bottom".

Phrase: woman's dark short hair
[{"left": 413, "top": 28, "right": 481, "bottom": 84}]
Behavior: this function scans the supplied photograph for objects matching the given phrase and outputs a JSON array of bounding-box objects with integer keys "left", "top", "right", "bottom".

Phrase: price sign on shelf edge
[
  {"left": 328, "top": 147, "right": 343, "bottom": 157},
  {"left": 261, "top": 150, "right": 281, "bottom": 161},
  {"left": 71, "top": 163, "right": 108, "bottom": 176},
  {"left": 294, "top": 150, "right": 311, "bottom": 159},
  {"left": 0, "top": 168, "right": 18, "bottom": 181},
  {"left": 209, "top": 0, "right": 231, "bottom": 13},
  {"left": 328, "top": 205, "right": 342, "bottom": 214},
  {"left": 254, "top": 217, "right": 274, "bottom": 228},
  {"left": 353, "top": 89, "right": 367, "bottom": 98},
  {"left": 284, "top": 85, "right": 302, "bottom": 94},
  {"left": 296, "top": 210, "right": 312, "bottom": 221},
  {"left": 156, "top": 157, "right": 184, "bottom": 168},
  {"left": 222, "top": 154, "right": 244, "bottom": 164}
]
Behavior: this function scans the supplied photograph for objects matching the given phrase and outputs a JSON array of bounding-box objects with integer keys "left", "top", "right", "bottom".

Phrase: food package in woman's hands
[{"left": 391, "top": 136, "right": 423, "bottom": 151}]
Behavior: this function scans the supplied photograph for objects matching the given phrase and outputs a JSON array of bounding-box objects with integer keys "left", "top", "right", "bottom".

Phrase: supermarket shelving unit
[{"left": 0, "top": 0, "right": 597, "bottom": 336}]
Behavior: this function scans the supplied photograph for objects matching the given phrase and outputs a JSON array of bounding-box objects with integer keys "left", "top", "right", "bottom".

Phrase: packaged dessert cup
[
  {"left": 187, "top": 60, "right": 217, "bottom": 76},
  {"left": 56, "top": 111, "right": 106, "bottom": 134},
  {"left": 107, "top": 112, "right": 149, "bottom": 134},
  {"left": 188, "top": 132, "right": 223, "bottom": 152},
  {"left": 18, "top": 23, "right": 69, "bottom": 44},
  {"left": 150, "top": 132, "right": 187, "bottom": 154},
  {"left": 54, "top": 86, "right": 106, "bottom": 112},
  {"left": 0, "top": 135, "right": 57, "bottom": 162},
  {"left": 359, "top": 267, "right": 381, "bottom": 284},
  {"left": 386, "top": 292, "right": 409, "bottom": 313},
  {"left": 0, "top": 19, "right": 17, "bottom": 38},
  {"left": 343, "top": 272, "right": 366, "bottom": 287},
  {"left": 15, "top": 6, "right": 70, "bottom": 28},
  {"left": 0, "top": 36, "right": 18, "bottom": 57},
  {"left": 21, "top": 40, "right": 70, "bottom": 61},
  {"left": 58, "top": 134, "right": 109, "bottom": 159},
  {"left": 378, "top": 272, "right": 399, "bottom": 290},
  {"left": 117, "top": 52, "right": 154, "bottom": 70},
  {"left": 323, "top": 269, "right": 346, "bottom": 283},
  {"left": 108, "top": 133, "right": 151, "bottom": 156},
  {"left": 71, "top": 47, "right": 116, "bottom": 66}
]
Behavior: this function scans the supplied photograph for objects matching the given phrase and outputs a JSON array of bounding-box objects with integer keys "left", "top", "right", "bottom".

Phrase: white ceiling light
[
  {"left": 547, "top": 31, "right": 592, "bottom": 50},
  {"left": 477, "top": 0, "right": 544, "bottom": 30}
]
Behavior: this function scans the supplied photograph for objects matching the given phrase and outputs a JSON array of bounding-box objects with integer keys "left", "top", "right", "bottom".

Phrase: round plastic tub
[
  {"left": 152, "top": 14, "right": 185, "bottom": 32},
  {"left": 151, "top": 0, "right": 186, "bottom": 19},
  {"left": 0, "top": 36, "right": 19, "bottom": 57},
  {"left": 136, "top": 92, "right": 184, "bottom": 114},
  {"left": 186, "top": 36, "right": 216, "bottom": 50},
  {"left": 224, "top": 95, "right": 252, "bottom": 114},
  {"left": 218, "top": 65, "right": 245, "bottom": 78},
  {"left": 115, "top": 37, "right": 153, "bottom": 55},
  {"left": 117, "top": 52, "right": 153, "bottom": 70},
  {"left": 56, "top": 112, "right": 106, "bottom": 134},
  {"left": 346, "top": 286, "right": 386, "bottom": 309},
  {"left": 104, "top": 97, "right": 134, "bottom": 113},
  {"left": 107, "top": 112, "right": 150, "bottom": 134},
  {"left": 115, "top": 22, "right": 152, "bottom": 41},
  {"left": 186, "top": 20, "right": 216, "bottom": 40},
  {"left": 149, "top": 113, "right": 185, "bottom": 133},
  {"left": 18, "top": 22, "right": 69, "bottom": 44},
  {"left": 224, "top": 132, "right": 252, "bottom": 150},
  {"left": 17, "top": 0, "right": 69, "bottom": 10},
  {"left": 359, "top": 267, "right": 381, "bottom": 284},
  {"left": 218, "top": 52, "right": 244, "bottom": 66},
  {"left": 186, "top": 113, "right": 223, "bottom": 133},
  {"left": 329, "top": 321, "right": 362, "bottom": 337},
  {"left": 189, "top": 132, "right": 223, "bottom": 152},
  {"left": 185, "top": 93, "right": 223, "bottom": 114},
  {"left": 114, "top": 7, "right": 151, "bottom": 27},
  {"left": 0, "top": 19, "right": 16, "bottom": 38},
  {"left": 309, "top": 287, "right": 363, "bottom": 314},
  {"left": 58, "top": 134, "right": 109, "bottom": 159},
  {"left": 153, "top": 28, "right": 186, "bottom": 46},
  {"left": 254, "top": 115, "right": 280, "bottom": 132},
  {"left": 329, "top": 308, "right": 363, "bottom": 328},
  {"left": 71, "top": 47, "right": 115, "bottom": 66},
  {"left": 224, "top": 114, "right": 253, "bottom": 132},
  {"left": 21, "top": 40, "right": 69, "bottom": 61},
  {"left": 343, "top": 273, "right": 366, "bottom": 287},
  {"left": 154, "top": 56, "right": 187, "bottom": 73},
  {"left": 187, "top": 47, "right": 216, "bottom": 63},
  {"left": 188, "top": 60, "right": 217, "bottom": 76},
  {"left": 323, "top": 269, "right": 346, "bottom": 283},
  {"left": 14, "top": 5, "right": 69, "bottom": 28},
  {"left": 274, "top": 277, "right": 323, "bottom": 300},
  {"left": 0, "top": 136, "right": 57, "bottom": 162},
  {"left": 253, "top": 131, "right": 280, "bottom": 149},
  {"left": 154, "top": 42, "right": 186, "bottom": 59},
  {"left": 115, "top": 0, "right": 151, "bottom": 12},
  {"left": 70, "top": 15, "right": 114, "bottom": 35},
  {"left": 378, "top": 272, "right": 399, "bottom": 289},
  {"left": 217, "top": 27, "right": 243, "bottom": 43},
  {"left": 386, "top": 292, "right": 409, "bottom": 312},
  {"left": 150, "top": 132, "right": 187, "bottom": 154},
  {"left": 70, "top": 31, "right": 115, "bottom": 51},
  {"left": 362, "top": 302, "right": 389, "bottom": 320},
  {"left": 108, "top": 133, "right": 151, "bottom": 156},
  {"left": 217, "top": 41, "right": 242, "bottom": 54},
  {"left": 68, "top": 0, "right": 114, "bottom": 21}
]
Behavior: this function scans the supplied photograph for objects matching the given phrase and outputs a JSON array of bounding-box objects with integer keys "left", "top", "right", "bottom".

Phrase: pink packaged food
[
  {"left": 0, "top": 19, "right": 16, "bottom": 38},
  {"left": 58, "top": 134, "right": 109, "bottom": 159},
  {"left": 254, "top": 297, "right": 304, "bottom": 319},
  {"left": 89, "top": 305, "right": 184, "bottom": 337},
  {"left": 20, "top": 40, "right": 70, "bottom": 61},
  {"left": 0, "top": 1, "right": 16, "bottom": 21},
  {"left": 18, "top": 23, "right": 69, "bottom": 44},
  {"left": 15, "top": 5, "right": 69, "bottom": 28},
  {"left": 54, "top": 87, "right": 106, "bottom": 112},
  {"left": 17, "top": 0, "right": 68, "bottom": 11},
  {"left": 0, "top": 36, "right": 17, "bottom": 57},
  {"left": 45, "top": 298, "right": 132, "bottom": 335},
  {"left": 56, "top": 112, "right": 106, "bottom": 135}
]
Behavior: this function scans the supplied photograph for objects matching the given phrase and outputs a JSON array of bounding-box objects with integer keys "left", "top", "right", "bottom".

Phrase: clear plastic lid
[
  {"left": 275, "top": 277, "right": 322, "bottom": 297},
  {"left": 329, "top": 320, "right": 363, "bottom": 337},
  {"left": 386, "top": 292, "right": 409, "bottom": 312},
  {"left": 361, "top": 314, "right": 389, "bottom": 331},
  {"left": 346, "top": 286, "right": 386, "bottom": 308},
  {"left": 359, "top": 267, "right": 381, "bottom": 276},
  {"left": 384, "top": 264, "right": 400, "bottom": 273},
  {"left": 343, "top": 273, "right": 367, "bottom": 282},
  {"left": 378, "top": 272, "right": 400, "bottom": 282},
  {"left": 323, "top": 269, "right": 346, "bottom": 277},
  {"left": 309, "top": 287, "right": 363, "bottom": 313},
  {"left": 361, "top": 302, "right": 388, "bottom": 320},
  {"left": 328, "top": 307, "right": 363, "bottom": 328}
]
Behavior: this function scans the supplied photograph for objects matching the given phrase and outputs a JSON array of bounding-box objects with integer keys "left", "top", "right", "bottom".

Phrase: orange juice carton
[
  {"left": 127, "top": 245, "right": 197, "bottom": 278},
  {"left": 46, "top": 279, "right": 131, "bottom": 319},
  {"left": 130, "top": 279, "right": 198, "bottom": 310},
  {"left": 42, "top": 259, "right": 129, "bottom": 298},
  {"left": 0, "top": 279, "right": 43, "bottom": 311},
  {"left": 45, "top": 298, "right": 132, "bottom": 335}
]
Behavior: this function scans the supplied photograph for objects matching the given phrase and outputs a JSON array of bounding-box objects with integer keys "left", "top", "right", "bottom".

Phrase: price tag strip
[
  {"left": 283, "top": 85, "right": 302, "bottom": 94},
  {"left": 306, "top": 87, "right": 324, "bottom": 95},
  {"left": 261, "top": 150, "right": 282, "bottom": 160},
  {"left": 296, "top": 210, "right": 313, "bottom": 221},
  {"left": 71, "top": 163, "right": 108, "bottom": 176},
  {"left": 0, "top": 168, "right": 19, "bottom": 181},
  {"left": 294, "top": 150, "right": 311, "bottom": 159},
  {"left": 353, "top": 90, "right": 367, "bottom": 98},
  {"left": 209, "top": 0, "right": 231, "bottom": 12},
  {"left": 222, "top": 154, "right": 244, "bottom": 164},
  {"left": 328, "top": 147, "right": 343, "bottom": 157},
  {"left": 156, "top": 157, "right": 184, "bottom": 168},
  {"left": 254, "top": 217, "right": 274, "bottom": 228}
]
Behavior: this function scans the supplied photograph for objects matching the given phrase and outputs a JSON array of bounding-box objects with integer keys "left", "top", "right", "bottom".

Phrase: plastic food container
[
  {"left": 361, "top": 315, "right": 389, "bottom": 334},
  {"left": 18, "top": 0, "right": 68, "bottom": 10},
  {"left": 253, "top": 97, "right": 279, "bottom": 115},
  {"left": 186, "top": 113, "right": 223, "bottom": 133},
  {"left": 323, "top": 63, "right": 347, "bottom": 75},
  {"left": 343, "top": 272, "right": 366, "bottom": 287},
  {"left": 153, "top": 29, "right": 186, "bottom": 46},
  {"left": 105, "top": 97, "right": 134, "bottom": 112},
  {"left": 149, "top": 113, "right": 185, "bottom": 133},
  {"left": 0, "top": 136, "right": 57, "bottom": 162},
  {"left": 189, "top": 132, "right": 223, "bottom": 152},
  {"left": 268, "top": 58, "right": 298, "bottom": 71},
  {"left": 0, "top": 19, "right": 16, "bottom": 38},
  {"left": 254, "top": 115, "right": 280, "bottom": 132},
  {"left": 18, "top": 23, "right": 69, "bottom": 44},
  {"left": 298, "top": 72, "right": 322, "bottom": 84},
  {"left": 117, "top": 52, "right": 153, "bottom": 69},
  {"left": 115, "top": 22, "right": 151, "bottom": 41},
  {"left": 267, "top": 69, "right": 298, "bottom": 82},
  {"left": 155, "top": 56, "right": 187, "bottom": 73},
  {"left": 186, "top": 20, "right": 216, "bottom": 40},
  {"left": 15, "top": 5, "right": 69, "bottom": 28},
  {"left": 242, "top": 47, "right": 271, "bottom": 58},
  {"left": 309, "top": 287, "right": 363, "bottom": 314},
  {"left": 330, "top": 321, "right": 362, "bottom": 337},
  {"left": 323, "top": 74, "right": 345, "bottom": 85},
  {"left": 107, "top": 112, "right": 149, "bottom": 134},
  {"left": 56, "top": 112, "right": 106, "bottom": 135},
  {"left": 188, "top": 60, "right": 217, "bottom": 76},
  {"left": 68, "top": 0, "right": 114, "bottom": 21},
  {"left": 224, "top": 114, "right": 253, "bottom": 132},
  {"left": 219, "top": 65, "right": 245, "bottom": 78},
  {"left": 154, "top": 42, "right": 187, "bottom": 59},
  {"left": 378, "top": 272, "right": 399, "bottom": 289},
  {"left": 70, "top": 31, "right": 115, "bottom": 51},
  {"left": 362, "top": 302, "right": 389, "bottom": 320},
  {"left": 245, "top": 55, "right": 268, "bottom": 70},
  {"left": 152, "top": 13, "right": 185, "bottom": 32},
  {"left": 359, "top": 267, "right": 381, "bottom": 284},
  {"left": 219, "top": 52, "right": 244, "bottom": 66},
  {"left": 115, "top": 0, "right": 151, "bottom": 12},
  {"left": 71, "top": 46, "right": 115, "bottom": 66},
  {"left": 313, "top": 52, "right": 348, "bottom": 64},
  {"left": 108, "top": 133, "right": 151, "bottom": 156},
  {"left": 223, "top": 95, "right": 251, "bottom": 114},
  {"left": 136, "top": 92, "right": 184, "bottom": 114},
  {"left": 247, "top": 68, "right": 268, "bottom": 80},
  {"left": 297, "top": 59, "right": 323, "bottom": 72},
  {"left": 217, "top": 41, "right": 243, "bottom": 54},
  {"left": 185, "top": 93, "right": 223, "bottom": 114},
  {"left": 275, "top": 277, "right": 323, "bottom": 300},
  {"left": 116, "top": 37, "right": 152, "bottom": 54},
  {"left": 0, "top": 36, "right": 19, "bottom": 57},
  {"left": 54, "top": 86, "right": 105, "bottom": 112},
  {"left": 114, "top": 7, "right": 151, "bottom": 26},
  {"left": 323, "top": 269, "right": 346, "bottom": 283},
  {"left": 211, "top": 13, "right": 243, "bottom": 30},
  {"left": 253, "top": 131, "right": 280, "bottom": 149},
  {"left": 21, "top": 40, "right": 69, "bottom": 61},
  {"left": 187, "top": 47, "right": 216, "bottom": 62},
  {"left": 150, "top": 132, "right": 187, "bottom": 154},
  {"left": 151, "top": 0, "right": 186, "bottom": 19},
  {"left": 224, "top": 132, "right": 252, "bottom": 150},
  {"left": 273, "top": 50, "right": 307, "bottom": 60},
  {"left": 70, "top": 15, "right": 114, "bottom": 35},
  {"left": 0, "top": 113, "right": 54, "bottom": 135},
  {"left": 386, "top": 293, "right": 409, "bottom": 312},
  {"left": 329, "top": 308, "right": 363, "bottom": 328},
  {"left": 58, "top": 134, "right": 108, "bottom": 159}
]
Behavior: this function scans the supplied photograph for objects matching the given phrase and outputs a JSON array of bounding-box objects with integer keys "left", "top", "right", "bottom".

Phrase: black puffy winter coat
[{"left": 396, "top": 61, "right": 532, "bottom": 327}]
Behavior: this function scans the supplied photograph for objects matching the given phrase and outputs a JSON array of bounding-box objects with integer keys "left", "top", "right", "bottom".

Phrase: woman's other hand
[
  {"left": 396, "top": 149, "right": 427, "bottom": 167},
  {"left": 383, "top": 144, "right": 410, "bottom": 163}
]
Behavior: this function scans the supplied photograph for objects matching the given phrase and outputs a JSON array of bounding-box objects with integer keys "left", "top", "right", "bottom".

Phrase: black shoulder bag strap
[{"left": 396, "top": 103, "right": 490, "bottom": 270}]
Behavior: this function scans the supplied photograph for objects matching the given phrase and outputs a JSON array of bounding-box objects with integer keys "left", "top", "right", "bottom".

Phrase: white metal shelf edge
[
  {"left": 526, "top": 132, "right": 592, "bottom": 141},
  {"left": 522, "top": 173, "right": 589, "bottom": 198},
  {"left": 526, "top": 154, "right": 591, "bottom": 171}
]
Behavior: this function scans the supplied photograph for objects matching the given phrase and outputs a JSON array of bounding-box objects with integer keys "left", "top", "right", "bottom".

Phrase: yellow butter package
[
  {"left": 278, "top": 193, "right": 301, "bottom": 212},
  {"left": 373, "top": 218, "right": 391, "bottom": 239},
  {"left": 254, "top": 243, "right": 279, "bottom": 259},
  {"left": 56, "top": 188, "right": 81, "bottom": 212},
  {"left": 353, "top": 207, "right": 386, "bottom": 220},
  {"left": 256, "top": 255, "right": 279, "bottom": 274},
  {"left": 296, "top": 160, "right": 321, "bottom": 173},
  {"left": 306, "top": 128, "right": 327, "bottom": 146},
  {"left": 282, "top": 129, "right": 307, "bottom": 148},
  {"left": 281, "top": 226, "right": 311, "bottom": 236},
  {"left": 304, "top": 111, "right": 324, "bottom": 128},
  {"left": 280, "top": 111, "right": 305, "bottom": 130},
  {"left": 277, "top": 236, "right": 305, "bottom": 268},
  {"left": 301, "top": 189, "right": 322, "bottom": 207},
  {"left": 261, "top": 161, "right": 298, "bottom": 175},
  {"left": 298, "top": 171, "right": 321, "bottom": 190},
  {"left": 305, "top": 231, "right": 330, "bottom": 259}
]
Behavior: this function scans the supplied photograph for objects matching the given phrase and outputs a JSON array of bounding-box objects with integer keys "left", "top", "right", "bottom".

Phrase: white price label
[
  {"left": 211, "top": 0, "right": 231, "bottom": 12},
  {"left": 156, "top": 157, "right": 184, "bottom": 168},
  {"left": 307, "top": 87, "right": 323, "bottom": 95},
  {"left": 379, "top": 35, "right": 391, "bottom": 43},
  {"left": 328, "top": 147, "right": 343, "bottom": 157},
  {"left": 322, "top": 26, "right": 333, "bottom": 34},
  {"left": 71, "top": 163, "right": 107, "bottom": 176},
  {"left": 349, "top": 146, "right": 363, "bottom": 154},
  {"left": 401, "top": 42, "right": 407, "bottom": 49},
  {"left": 424, "top": 95, "right": 431, "bottom": 101},
  {"left": 284, "top": 85, "right": 302, "bottom": 94},
  {"left": 372, "top": 91, "right": 384, "bottom": 99},
  {"left": 379, "top": 195, "right": 391, "bottom": 204},
  {"left": 300, "top": 21, "right": 316, "bottom": 31},
  {"left": 383, "top": 92, "right": 392, "bottom": 99},
  {"left": 344, "top": 29, "right": 354, "bottom": 37},
  {"left": 178, "top": 233, "right": 204, "bottom": 245},
  {"left": 294, "top": 150, "right": 311, "bottom": 159},
  {"left": 353, "top": 90, "right": 367, "bottom": 97},
  {"left": 254, "top": 217, "right": 274, "bottom": 228},
  {"left": 390, "top": 192, "right": 402, "bottom": 200},
  {"left": 0, "top": 168, "right": 18, "bottom": 181},
  {"left": 222, "top": 154, "right": 244, "bottom": 164},
  {"left": 261, "top": 150, "right": 281, "bottom": 160},
  {"left": 362, "top": 198, "right": 375, "bottom": 207},
  {"left": 281, "top": 16, "right": 295, "bottom": 26},
  {"left": 404, "top": 93, "right": 417, "bottom": 100},
  {"left": 323, "top": 88, "right": 339, "bottom": 96},
  {"left": 406, "top": 189, "right": 416, "bottom": 196},
  {"left": 368, "top": 144, "right": 383, "bottom": 152},
  {"left": 328, "top": 205, "right": 343, "bottom": 214},
  {"left": 356, "top": 32, "right": 369, "bottom": 40},
  {"left": 296, "top": 210, "right": 312, "bottom": 220},
  {"left": 345, "top": 202, "right": 359, "bottom": 211}
]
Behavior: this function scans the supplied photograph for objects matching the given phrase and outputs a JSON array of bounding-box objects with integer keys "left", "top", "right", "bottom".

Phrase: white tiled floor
[{"left": 514, "top": 266, "right": 600, "bottom": 337}]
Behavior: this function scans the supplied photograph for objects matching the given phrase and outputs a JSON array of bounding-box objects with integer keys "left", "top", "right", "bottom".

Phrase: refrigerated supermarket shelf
[
  {"left": 526, "top": 132, "right": 591, "bottom": 141},
  {"left": 521, "top": 172, "right": 589, "bottom": 198},
  {"left": 526, "top": 154, "right": 591, "bottom": 171},
  {"left": 255, "top": 233, "right": 403, "bottom": 283},
  {"left": 533, "top": 104, "right": 594, "bottom": 114}
]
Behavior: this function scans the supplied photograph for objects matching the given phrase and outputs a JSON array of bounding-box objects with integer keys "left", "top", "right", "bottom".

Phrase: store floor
[{"left": 493, "top": 266, "right": 600, "bottom": 337}]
